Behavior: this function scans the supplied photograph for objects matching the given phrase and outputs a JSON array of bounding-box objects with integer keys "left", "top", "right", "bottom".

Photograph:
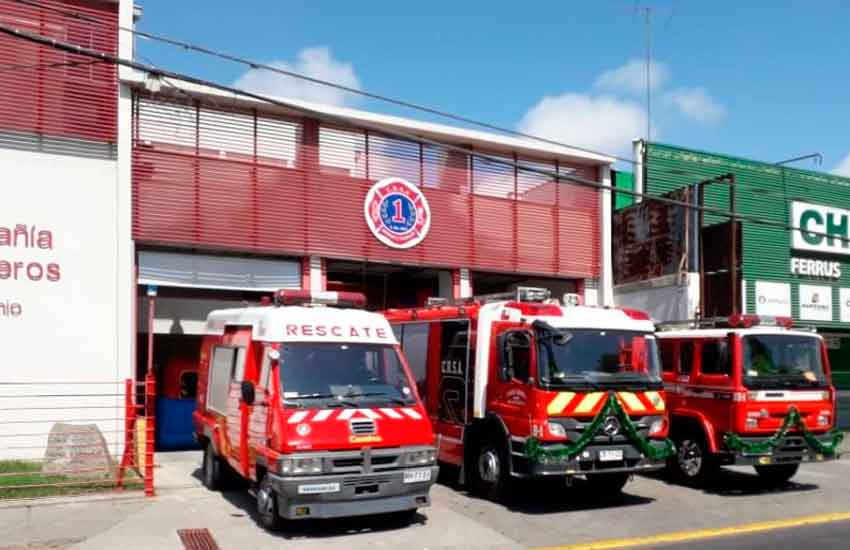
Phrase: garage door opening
[{"left": 325, "top": 260, "right": 451, "bottom": 310}]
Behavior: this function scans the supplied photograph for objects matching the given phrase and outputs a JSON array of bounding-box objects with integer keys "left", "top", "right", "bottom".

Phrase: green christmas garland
[
  {"left": 723, "top": 406, "right": 844, "bottom": 456},
  {"left": 523, "top": 392, "right": 676, "bottom": 463}
]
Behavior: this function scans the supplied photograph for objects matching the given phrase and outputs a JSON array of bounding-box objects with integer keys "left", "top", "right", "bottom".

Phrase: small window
[
  {"left": 180, "top": 371, "right": 198, "bottom": 399},
  {"left": 660, "top": 340, "right": 675, "bottom": 373},
  {"left": 208, "top": 346, "right": 235, "bottom": 413},
  {"left": 399, "top": 323, "right": 430, "bottom": 396},
  {"left": 701, "top": 340, "right": 731, "bottom": 376},
  {"left": 679, "top": 341, "right": 694, "bottom": 375},
  {"left": 501, "top": 331, "right": 532, "bottom": 382}
]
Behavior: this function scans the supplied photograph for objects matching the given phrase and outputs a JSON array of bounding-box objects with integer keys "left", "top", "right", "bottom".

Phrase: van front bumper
[{"left": 267, "top": 466, "right": 439, "bottom": 520}]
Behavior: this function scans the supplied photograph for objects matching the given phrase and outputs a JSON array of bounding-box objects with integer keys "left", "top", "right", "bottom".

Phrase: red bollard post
[
  {"left": 116, "top": 379, "right": 136, "bottom": 489},
  {"left": 144, "top": 372, "right": 156, "bottom": 496}
]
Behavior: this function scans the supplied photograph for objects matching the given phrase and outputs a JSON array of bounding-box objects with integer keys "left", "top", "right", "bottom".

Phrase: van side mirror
[{"left": 241, "top": 380, "right": 256, "bottom": 405}]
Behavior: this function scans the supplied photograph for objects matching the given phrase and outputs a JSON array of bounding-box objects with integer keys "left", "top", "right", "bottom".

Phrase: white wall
[
  {"left": 614, "top": 276, "right": 694, "bottom": 323},
  {"left": 0, "top": 148, "right": 130, "bottom": 460}
]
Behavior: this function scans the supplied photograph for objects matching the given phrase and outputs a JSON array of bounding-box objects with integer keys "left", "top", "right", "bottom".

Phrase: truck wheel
[
  {"left": 670, "top": 430, "right": 717, "bottom": 486},
  {"left": 202, "top": 443, "right": 222, "bottom": 491},
  {"left": 470, "top": 435, "right": 509, "bottom": 500},
  {"left": 256, "top": 474, "right": 283, "bottom": 531},
  {"left": 754, "top": 463, "right": 799, "bottom": 486},
  {"left": 586, "top": 472, "right": 630, "bottom": 495}
]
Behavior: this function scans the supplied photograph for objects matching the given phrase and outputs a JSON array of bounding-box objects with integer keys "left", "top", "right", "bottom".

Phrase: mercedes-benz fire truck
[
  {"left": 383, "top": 288, "right": 672, "bottom": 499},
  {"left": 193, "top": 290, "right": 438, "bottom": 529},
  {"left": 657, "top": 314, "right": 843, "bottom": 486}
]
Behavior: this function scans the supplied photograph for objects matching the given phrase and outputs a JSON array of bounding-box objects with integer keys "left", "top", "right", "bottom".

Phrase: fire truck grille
[
  {"left": 343, "top": 474, "right": 392, "bottom": 487},
  {"left": 333, "top": 456, "right": 397, "bottom": 468},
  {"left": 350, "top": 419, "right": 377, "bottom": 435}
]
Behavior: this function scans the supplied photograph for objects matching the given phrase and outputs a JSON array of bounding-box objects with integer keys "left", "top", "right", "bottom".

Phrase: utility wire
[
  {"left": 9, "top": 0, "right": 637, "bottom": 165},
  {"left": 2, "top": 21, "right": 850, "bottom": 245}
]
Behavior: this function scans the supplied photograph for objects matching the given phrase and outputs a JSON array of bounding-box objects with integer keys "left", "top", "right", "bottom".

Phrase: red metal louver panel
[
  {"left": 132, "top": 93, "right": 601, "bottom": 279},
  {"left": 0, "top": 0, "right": 118, "bottom": 144}
]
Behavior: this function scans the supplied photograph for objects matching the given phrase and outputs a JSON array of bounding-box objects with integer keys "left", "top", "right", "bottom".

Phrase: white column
[
  {"left": 632, "top": 138, "right": 645, "bottom": 203},
  {"left": 459, "top": 268, "right": 472, "bottom": 298},
  {"left": 309, "top": 256, "right": 325, "bottom": 293},
  {"left": 599, "top": 165, "right": 614, "bottom": 306}
]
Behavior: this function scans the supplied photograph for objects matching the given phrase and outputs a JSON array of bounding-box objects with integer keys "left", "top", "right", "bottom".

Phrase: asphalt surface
[
  {"left": 651, "top": 519, "right": 850, "bottom": 550},
  {"left": 1, "top": 448, "right": 849, "bottom": 549}
]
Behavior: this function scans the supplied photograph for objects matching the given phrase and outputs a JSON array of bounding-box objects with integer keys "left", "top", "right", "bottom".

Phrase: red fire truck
[
  {"left": 193, "top": 290, "right": 438, "bottom": 529},
  {"left": 657, "top": 314, "right": 843, "bottom": 486},
  {"left": 383, "top": 288, "right": 672, "bottom": 499}
]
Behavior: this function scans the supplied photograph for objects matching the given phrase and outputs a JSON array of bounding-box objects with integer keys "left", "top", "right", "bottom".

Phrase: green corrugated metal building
[{"left": 644, "top": 142, "right": 850, "bottom": 388}]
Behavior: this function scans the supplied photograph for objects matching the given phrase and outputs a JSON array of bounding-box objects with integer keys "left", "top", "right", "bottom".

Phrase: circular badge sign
[{"left": 364, "top": 177, "right": 431, "bottom": 249}]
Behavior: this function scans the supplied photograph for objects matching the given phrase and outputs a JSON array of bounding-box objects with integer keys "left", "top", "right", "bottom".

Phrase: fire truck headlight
[
  {"left": 280, "top": 456, "right": 323, "bottom": 475},
  {"left": 817, "top": 410, "right": 831, "bottom": 427},
  {"left": 403, "top": 449, "right": 436, "bottom": 466},
  {"left": 648, "top": 418, "right": 665, "bottom": 436},
  {"left": 547, "top": 421, "right": 568, "bottom": 439}
]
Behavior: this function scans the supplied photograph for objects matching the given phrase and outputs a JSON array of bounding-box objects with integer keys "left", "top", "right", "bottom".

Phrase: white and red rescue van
[
  {"left": 193, "top": 290, "right": 438, "bottom": 528},
  {"left": 384, "top": 288, "right": 671, "bottom": 499}
]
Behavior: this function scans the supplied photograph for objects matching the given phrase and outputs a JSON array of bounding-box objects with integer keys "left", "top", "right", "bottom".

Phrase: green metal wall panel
[
  {"left": 613, "top": 170, "right": 635, "bottom": 210},
  {"left": 645, "top": 142, "right": 850, "bottom": 331}
]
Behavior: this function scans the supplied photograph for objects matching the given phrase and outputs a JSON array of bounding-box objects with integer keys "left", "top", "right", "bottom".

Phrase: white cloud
[
  {"left": 233, "top": 47, "right": 360, "bottom": 107},
  {"left": 665, "top": 87, "right": 726, "bottom": 124},
  {"left": 595, "top": 58, "right": 670, "bottom": 95},
  {"left": 834, "top": 153, "right": 850, "bottom": 177},
  {"left": 517, "top": 94, "right": 645, "bottom": 158}
]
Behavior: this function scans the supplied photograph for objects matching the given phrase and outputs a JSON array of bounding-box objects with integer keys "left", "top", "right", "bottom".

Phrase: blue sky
[{"left": 135, "top": 0, "right": 850, "bottom": 173}]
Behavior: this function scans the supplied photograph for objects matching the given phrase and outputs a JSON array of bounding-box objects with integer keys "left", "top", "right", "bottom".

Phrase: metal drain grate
[{"left": 177, "top": 528, "right": 220, "bottom": 550}]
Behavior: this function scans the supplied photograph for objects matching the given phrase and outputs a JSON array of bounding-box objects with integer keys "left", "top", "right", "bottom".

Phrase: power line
[
  {"left": 7, "top": 0, "right": 637, "bottom": 166},
  {"left": 2, "top": 21, "right": 850, "bottom": 246}
]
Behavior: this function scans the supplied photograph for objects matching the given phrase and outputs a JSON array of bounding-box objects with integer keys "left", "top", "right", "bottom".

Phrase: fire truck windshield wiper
[
  {"left": 339, "top": 392, "right": 411, "bottom": 405},
  {"left": 286, "top": 393, "right": 359, "bottom": 407}
]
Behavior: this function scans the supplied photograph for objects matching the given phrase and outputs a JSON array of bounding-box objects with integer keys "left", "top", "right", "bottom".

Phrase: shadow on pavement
[
  {"left": 437, "top": 465, "right": 655, "bottom": 515},
  {"left": 644, "top": 467, "right": 819, "bottom": 497}
]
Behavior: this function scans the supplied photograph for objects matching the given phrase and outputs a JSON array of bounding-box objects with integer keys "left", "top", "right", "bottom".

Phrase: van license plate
[
  {"left": 599, "top": 449, "right": 624, "bottom": 462},
  {"left": 403, "top": 469, "right": 432, "bottom": 484}
]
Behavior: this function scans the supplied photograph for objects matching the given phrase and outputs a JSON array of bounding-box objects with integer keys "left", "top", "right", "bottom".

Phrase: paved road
[
  {"left": 651, "top": 519, "right": 850, "bottom": 550},
  {"left": 1, "top": 449, "right": 849, "bottom": 550}
]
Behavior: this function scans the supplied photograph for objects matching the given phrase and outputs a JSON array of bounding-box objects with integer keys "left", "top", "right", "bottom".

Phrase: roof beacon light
[
  {"left": 727, "top": 314, "right": 793, "bottom": 329},
  {"left": 516, "top": 287, "right": 551, "bottom": 303},
  {"left": 275, "top": 290, "right": 367, "bottom": 308},
  {"left": 562, "top": 293, "right": 583, "bottom": 307}
]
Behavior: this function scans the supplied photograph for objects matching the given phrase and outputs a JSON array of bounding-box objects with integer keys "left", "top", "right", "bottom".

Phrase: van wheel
[
  {"left": 202, "top": 443, "right": 222, "bottom": 491},
  {"left": 586, "top": 473, "right": 630, "bottom": 495},
  {"left": 469, "top": 435, "right": 509, "bottom": 500},
  {"left": 754, "top": 463, "right": 799, "bottom": 486},
  {"left": 670, "top": 430, "right": 717, "bottom": 486},
  {"left": 256, "top": 474, "right": 283, "bottom": 531}
]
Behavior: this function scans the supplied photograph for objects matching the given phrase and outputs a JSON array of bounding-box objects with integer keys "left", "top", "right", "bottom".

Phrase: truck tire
[
  {"left": 754, "top": 463, "right": 799, "bottom": 486},
  {"left": 669, "top": 429, "right": 717, "bottom": 486},
  {"left": 256, "top": 474, "right": 283, "bottom": 531},
  {"left": 202, "top": 443, "right": 222, "bottom": 491},
  {"left": 469, "top": 435, "right": 510, "bottom": 500},
  {"left": 586, "top": 472, "right": 630, "bottom": 495}
]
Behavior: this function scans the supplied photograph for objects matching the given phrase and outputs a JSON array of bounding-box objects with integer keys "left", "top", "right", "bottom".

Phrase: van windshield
[
  {"left": 279, "top": 343, "right": 417, "bottom": 407},
  {"left": 536, "top": 325, "right": 662, "bottom": 389},
  {"left": 742, "top": 334, "right": 827, "bottom": 389}
]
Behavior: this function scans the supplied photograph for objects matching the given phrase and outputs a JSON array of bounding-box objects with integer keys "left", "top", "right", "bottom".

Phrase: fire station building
[{"left": 1, "top": 1, "right": 616, "bottom": 450}]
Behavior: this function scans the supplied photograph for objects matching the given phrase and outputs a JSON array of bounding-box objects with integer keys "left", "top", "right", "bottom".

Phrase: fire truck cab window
[
  {"left": 700, "top": 340, "right": 730, "bottom": 376},
  {"left": 279, "top": 343, "right": 417, "bottom": 407},
  {"left": 679, "top": 341, "right": 694, "bottom": 375},
  {"left": 501, "top": 330, "right": 532, "bottom": 382},
  {"left": 659, "top": 340, "right": 675, "bottom": 372},
  {"left": 396, "top": 323, "right": 430, "bottom": 398}
]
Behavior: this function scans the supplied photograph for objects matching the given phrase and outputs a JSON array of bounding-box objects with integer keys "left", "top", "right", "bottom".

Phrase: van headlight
[
  {"left": 280, "top": 456, "right": 323, "bottom": 475},
  {"left": 403, "top": 449, "right": 436, "bottom": 466}
]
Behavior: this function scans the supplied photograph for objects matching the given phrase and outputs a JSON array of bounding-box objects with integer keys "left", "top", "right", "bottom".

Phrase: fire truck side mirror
[{"left": 241, "top": 380, "right": 256, "bottom": 405}]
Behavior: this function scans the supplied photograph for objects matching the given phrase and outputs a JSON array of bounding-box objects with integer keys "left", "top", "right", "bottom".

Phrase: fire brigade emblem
[
  {"left": 602, "top": 416, "right": 621, "bottom": 437},
  {"left": 364, "top": 177, "right": 431, "bottom": 249}
]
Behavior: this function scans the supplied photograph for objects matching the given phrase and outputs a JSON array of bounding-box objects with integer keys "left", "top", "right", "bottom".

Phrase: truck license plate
[
  {"left": 403, "top": 469, "right": 432, "bottom": 484},
  {"left": 598, "top": 449, "right": 624, "bottom": 462}
]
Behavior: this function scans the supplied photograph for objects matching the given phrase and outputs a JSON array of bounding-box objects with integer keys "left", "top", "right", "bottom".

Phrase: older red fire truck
[
  {"left": 657, "top": 314, "right": 843, "bottom": 486},
  {"left": 193, "top": 290, "right": 438, "bottom": 529},
  {"left": 383, "top": 288, "right": 673, "bottom": 499}
]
